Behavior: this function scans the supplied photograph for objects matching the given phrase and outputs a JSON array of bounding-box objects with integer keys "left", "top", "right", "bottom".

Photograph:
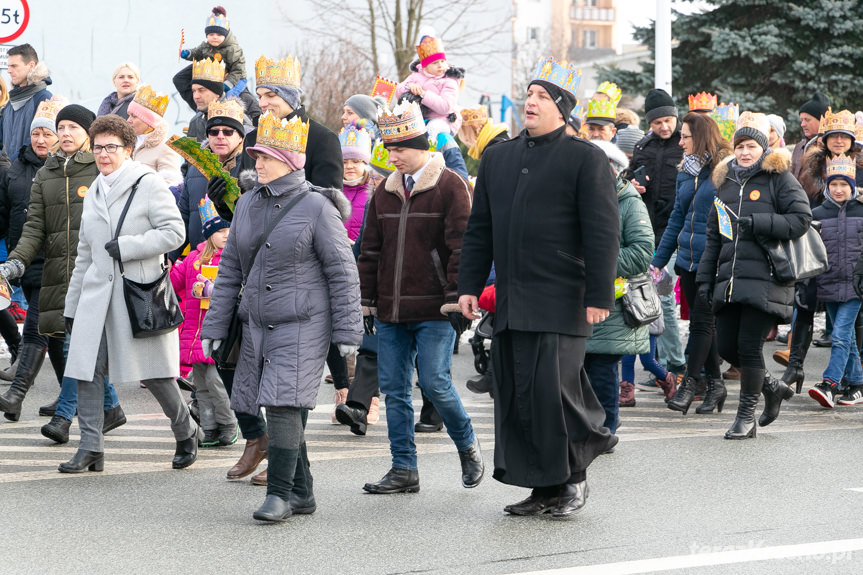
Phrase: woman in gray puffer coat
[{"left": 201, "top": 112, "right": 363, "bottom": 523}]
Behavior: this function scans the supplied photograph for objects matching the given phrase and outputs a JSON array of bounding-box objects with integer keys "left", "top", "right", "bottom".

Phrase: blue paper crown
[
  {"left": 532, "top": 57, "right": 582, "bottom": 97},
  {"left": 199, "top": 198, "right": 219, "bottom": 226},
  {"left": 339, "top": 125, "right": 373, "bottom": 153}
]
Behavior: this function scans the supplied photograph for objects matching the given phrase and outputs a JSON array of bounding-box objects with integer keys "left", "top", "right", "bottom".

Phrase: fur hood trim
[
  {"left": 238, "top": 169, "right": 257, "bottom": 193},
  {"left": 712, "top": 147, "right": 792, "bottom": 188},
  {"left": 804, "top": 144, "right": 863, "bottom": 188},
  {"left": 27, "top": 61, "right": 50, "bottom": 86},
  {"left": 384, "top": 152, "right": 446, "bottom": 201},
  {"left": 141, "top": 119, "right": 170, "bottom": 149}
]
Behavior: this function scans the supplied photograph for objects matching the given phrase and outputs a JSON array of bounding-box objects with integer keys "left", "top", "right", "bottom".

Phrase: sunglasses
[{"left": 208, "top": 128, "right": 236, "bottom": 137}]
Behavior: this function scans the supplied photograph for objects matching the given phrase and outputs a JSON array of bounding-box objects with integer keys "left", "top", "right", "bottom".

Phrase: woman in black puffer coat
[{"left": 697, "top": 112, "right": 811, "bottom": 440}]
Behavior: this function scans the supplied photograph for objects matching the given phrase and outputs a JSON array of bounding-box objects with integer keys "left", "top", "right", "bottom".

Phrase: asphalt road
[{"left": 1, "top": 324, "right": 862, "bottom": 575}]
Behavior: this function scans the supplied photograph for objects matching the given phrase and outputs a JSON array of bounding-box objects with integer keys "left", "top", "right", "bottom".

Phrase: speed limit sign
[{"left": 0, "top": 0, "right": 28, "bottom": 44}]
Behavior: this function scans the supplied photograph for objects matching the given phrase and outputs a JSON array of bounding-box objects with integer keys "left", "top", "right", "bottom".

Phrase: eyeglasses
[
  {"left": 208, "top": 128, "right": 236, "bottom": 137},
  {"left": 93, "top": 144, "right": 124, "bottom": 154}
]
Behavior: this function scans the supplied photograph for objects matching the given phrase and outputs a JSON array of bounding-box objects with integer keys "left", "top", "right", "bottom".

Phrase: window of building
[
  {"left": 584, "top": 0, "right": 597, "bottom": 6},
  {"left": 583, "top": 29, "right": 597, "bottom": 49}
]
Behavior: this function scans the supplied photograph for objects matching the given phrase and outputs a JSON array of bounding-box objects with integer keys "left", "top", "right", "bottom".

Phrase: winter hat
[
  {"left": 255, "top": 55, "right": 303, "bottom": 111},
  {"left": 339, "top": 125, "right": 373, "bottom": 163},
  {"left": 245, "top": 111, "right": 308, "bottom": 171},
  {"left": 126, "top": 85, "right": 169, "bottom": 130},
  {"left": 206, "top": 98, "right": 245, "bottom": 135},
  {"left": 30, "top": 97, "right": 66, "bottom": 134},
  {"left": 531, "top": 80, "right": 577, "bottom": 122},
  {"left": 766, "top": 114, "right": 786, "bottom": 140},
  {"left": 416, "top": 35, "right": 446, "bottom": 68},
  {"left": 205, "top": 6, "right": 229, "bottom": 37},
  {"left": 644, "top": 88, "right": 677, "bottom": 124},
  {"left": 591, "top": 139, "right": 629, "bottom": 175},
  {"left": 191, "top": 58, "right": 226, "bottom": 97},
  {"left": 202, "top": 215, "right": 230, "bottom": 240},
  {"left": 379, "top": 101, "right": 429, "bottom": 151},
  {"left": 798, "top": 91, "right": 830, "bottom": 120},
  {"left": 615, "top": 124, "right": 645, "bottom": 156},
  {"left": 345, "top": 94, "right": 380, "bottom": 126},
  {"left": 56, "top": 104, "right": 95, "bottom": 134},
  {"left": 733, "top": 111, "right": 770, "bottom": 150},
  {"left": 528, "top": 57, "right": 581, "bottom": 121},
  {"left": 261, "top": 84, "right": 302, "bottom": 111}
]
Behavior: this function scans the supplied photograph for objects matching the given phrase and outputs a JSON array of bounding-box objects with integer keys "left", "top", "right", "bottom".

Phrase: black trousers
[
  {"left": 677, "top": 268, "right": 722, "bottom": 379},
  {"left": 715, "top": 303, "right": 776, "bottom": 369},
  {"left": 217, "top": 366, "right": 267, "bottom": 440}
]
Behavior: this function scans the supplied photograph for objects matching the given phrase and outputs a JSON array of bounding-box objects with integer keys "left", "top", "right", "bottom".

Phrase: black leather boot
[
  {"left": 172, "top": 427, "right": 201, "bottom": 469},
  {"left": 335, "top": 402, "right": 368, "bottom": 436},
  {"left": 781, "top": 317, "right": 813, "bottom": 394},
  {"left": 38, "top": 397, "right": 59, "bottom": 417},
  {"left": 759, "top": 374, "right": 794, "bottom": 427},
  {"left": 667, "top": 376, "right": 696, "bottom": 414},
  {"left": 363, "top": 467, "right": 420, "bottom": 494},
  {"left": 58, "top": 449, "right": 104, "bottom": 473},
  {"left": 253, "top": 446, "right": 300, "bottom": 522},
  {"left": 696, "top": 378, "right": 727, "bottom": 414},
  {"left": 41, "top": 415, "right": 71, "bottom": 443},
  {"left": 458, "top": 438, "right": 484, "bottom": 488},
  {"left": 103, "top": 405, "right": 127, "bottom": 434},
  {"left": 725, "top": 367, "right": 763, "bottom": 440},
  {"left": 0, "top": 344, "right": 46, "bottom": 421}
]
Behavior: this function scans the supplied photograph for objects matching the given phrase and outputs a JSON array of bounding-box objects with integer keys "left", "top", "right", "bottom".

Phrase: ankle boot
[
  {"left": 658, "top": 372, "right": 678, "bottom": 402},
  {"left": 696, "top": 378, "right": 727, "bottom": 414},
  {"left": 759, "top": 374, "right": 794, "bottom": 427},
  {"left": 172, "top": 427, "right": 201, "bottom": 469},
  {"left": 289, "top": 441, "right": 316, "bottom": 514},
  {"left": 253, "top": 446, "right": 300, "bottom": 522},
  {"left": 0, "top": 344, "right": 47, "bottom": 421},
  {"left": 667, "top": 376, "right": 696, "bottom": 414},
  {"left": 725, "top": 367, "right": 764, "bottom": 439},
  {"left": 781, "top": 319, "right": 813, "bottom": 394},
  {"left": 227, "top": 434, "right": 268, "bottom": 479},
  {"left": 58, "top": 449, "right": 104, "bottom": 473}
]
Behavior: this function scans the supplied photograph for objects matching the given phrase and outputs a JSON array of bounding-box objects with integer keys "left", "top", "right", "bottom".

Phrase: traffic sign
[{"left": 0, "top": 0, "right": 28, "bottom": 44}]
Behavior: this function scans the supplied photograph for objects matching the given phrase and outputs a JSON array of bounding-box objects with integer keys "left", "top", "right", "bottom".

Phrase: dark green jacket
[
  {"left": 586, "top": 177, "right": 654, "bottom": 355},
  {"left": 185, "top": 31, "right": 246, "bottom": 88},
  {"left": 9, "top": 150, "right": 96, "bottom": 336}
]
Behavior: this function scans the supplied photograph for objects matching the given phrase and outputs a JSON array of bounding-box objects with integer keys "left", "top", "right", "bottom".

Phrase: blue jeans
[
  {"left": 823, "top": 300, "right": 863, "bottom": 387},
  {"left": 585, "top": 353, "right": 621, "bottom": 434},
  {"left": 376, "top": 319, "right": 475, "bottom": 470},
  {"left": 621, "top": 335, "right": 668, "bottom": 382},
  {"left": 55, "top": 333, "right": 119, "bottom": 422}
]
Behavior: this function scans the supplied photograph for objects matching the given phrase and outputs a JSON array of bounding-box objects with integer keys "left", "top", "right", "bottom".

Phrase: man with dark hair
[{"left": 2, "top": 43, "right": 52, "bottom": 161}]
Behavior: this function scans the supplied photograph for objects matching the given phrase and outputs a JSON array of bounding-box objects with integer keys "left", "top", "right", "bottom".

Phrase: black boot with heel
[
  {"left": 725, "top": 367, "right": 764, "bottom": 440},
  {"left": 0, "top": 344, "right": 47, "bottom": 421},
  {"left": 696, "top": 378, "right": 727, "bottom": 414},
  {"left": 780, "top": 318, "right": 812, "bottom": 394}
]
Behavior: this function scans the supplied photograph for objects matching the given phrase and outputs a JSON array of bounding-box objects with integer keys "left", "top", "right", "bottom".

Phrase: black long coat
[
  {"left": 629, "top": 127, "right": 683, "bottom": 243},
  {"left": 0, "top": 145, "right": 44, "bottom": 288},
  {"left": 458, "top": 125, "right": 620, "bottom": 337}
]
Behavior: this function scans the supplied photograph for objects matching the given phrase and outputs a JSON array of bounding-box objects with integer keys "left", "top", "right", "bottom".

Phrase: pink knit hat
[{"left": 246, "top": 144, "right": 306, "bottom": 171}]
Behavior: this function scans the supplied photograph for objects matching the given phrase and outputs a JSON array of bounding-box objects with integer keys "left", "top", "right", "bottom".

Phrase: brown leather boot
[
  {"left": 251, "top": 468, "right": 267, "bottom": 486},
  {"left": 226, "top": 434, "right": 268, "bottom": 480}
]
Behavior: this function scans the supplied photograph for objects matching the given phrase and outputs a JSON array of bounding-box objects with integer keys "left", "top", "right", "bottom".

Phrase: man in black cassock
[{"left": 458, "top": 58, "right": 620, "bottom": 518}]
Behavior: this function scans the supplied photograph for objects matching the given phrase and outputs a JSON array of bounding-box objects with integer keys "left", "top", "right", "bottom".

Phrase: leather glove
[
  {"left": 0, "top": 259, "right": 25, "bottom": 280},
  {"left": 696, "top": 282, "right": 714, "bottom": 304},
  {"left": 736, "top": 216, "right": 753, "bottom": 238},
  {"left": 207, "top": 176, "right": 227, "bottom": 208},
  {"left": 180, "top": 49, "right": 191, "bottom": 59},
  {"left": 362, "top": 305, "right": 376, "bottom": 335},
  {"left": 448, "top": 311, "right": 472, "bottom": 334},
  {"left": 201, "top": 338, "right": 222, "bottom": 359},
  {"left": 105, "top": 240, "right": 121, "bottom": 260},
  {"left": 64, "top": 316, "right": 74, "bottom": 334},
  {"left": 337, "top": 344, "right": 359, "bottom": 357}
]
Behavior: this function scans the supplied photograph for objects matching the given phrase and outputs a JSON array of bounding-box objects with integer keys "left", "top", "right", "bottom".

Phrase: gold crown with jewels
[
  {"left": 207, "top": 98, "right": 244, "bottom": 124},
  {"left": 255, "top": 55, "right": 301, "bottom": 89},
  {"left": 688, "top": 91, "right": 717, "bottom": 112},
  {"left": 34, "top": 98, "right": 64, "bottom": 122},
  {"left": 825, "top": 153, "right": 856, "bottom": 180},
  {"left": 736, "top": 111, "right": 770, "bottom": 135},
  {"left": 460, "top": 106, "right": 489, "bottom": 127},
  {"left": 586, "top": 98, "right": 617, "bottom": 122},
  {"left": 256, "top": 110, "right": 309, "bottom": 153},
  {"left": 192, "top": 57, "right": 226, "bottom": 83},
  {"left": 596, "top": 81, "right": 621, "bottom": 104},
  {"left": 532, "top": 57, "right": 581, "bottom": 97},
  {"left": 378, "top": 101, "right": 427, "bottom": 143},
  {"left": 821, "top": 108, "right": 856, "bottom": 137},
  {"left": 133, "top": 85, "right": 169, "bottom": 117},
  {"left": 416, "top": 36, "right": 446, "bottom": 64}
]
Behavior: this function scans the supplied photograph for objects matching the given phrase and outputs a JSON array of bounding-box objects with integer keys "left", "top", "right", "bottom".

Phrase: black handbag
[
  {"left": 114, "top": 174, "right": 184, "bottom": 338},
  {"left": 620, "top": 272, "right": 663, "bottom": 328},
  {"left": 212, "top": 190, "right": 309, "bottom": 370}
]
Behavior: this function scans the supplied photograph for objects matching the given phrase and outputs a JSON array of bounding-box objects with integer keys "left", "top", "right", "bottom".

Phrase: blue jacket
[
  {"left": 1, "top": 87, "right": 52, "bottom": 162},
  {"left": 653, "top": 156, "right": 725, "bottom": 272},
  {"left": 812, "top": 196, "right": 863, "bottom": 303}
]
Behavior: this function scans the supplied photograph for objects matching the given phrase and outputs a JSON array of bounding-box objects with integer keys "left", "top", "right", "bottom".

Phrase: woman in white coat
[{"left": 60, "top": 115, "right": 197, "bottom": 473}]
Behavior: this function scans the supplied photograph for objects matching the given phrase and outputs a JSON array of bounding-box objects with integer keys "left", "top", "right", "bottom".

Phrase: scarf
[
  {"left": 468, "top": 121, "right": 508, "bottom": 160},
  {"left": 96, "top": 160, "right": 131, "bottom": 198},
  {"left": 681, "top": 152, "right": 710, "bottom": 177},
  {"left": 728, "top": 149, "right": 772, "bottom": 184},
  {"left": 97, "top": 91, "right": 134, "bottom": 117},
  {"left": 9, "top": 81, "right": 48, "bottom": 111}
]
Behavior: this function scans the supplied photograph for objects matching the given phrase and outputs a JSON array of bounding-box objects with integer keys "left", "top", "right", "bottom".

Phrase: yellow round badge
[
  {"left": 749, "top": 190, "right": 760, "bottom": 201},
  {"left": 77, "top": 186, "right": 88, "bottom": 198}
]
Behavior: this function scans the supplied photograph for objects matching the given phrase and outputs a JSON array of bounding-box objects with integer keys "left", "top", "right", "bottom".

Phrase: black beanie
[
  {"left": 206, "top": 113, "right": 244, "bottom": 135},
  {"left": 192, "top": 79, "right": 225, "bottom": 98},
  {"left": 56, "top": 104, "right": 96, "bottom": 134},
  {"left": 644, "top": 88, "right": 677, "bottom": 123},
  {"left": 383, "top": 133, "right": 429, "bottom": 151},
  {"left": 529, "top": 79, "right": 576, "bottom": 121},
  {"left": 799, "top": 91, "right": 830, "bottom": 120}
]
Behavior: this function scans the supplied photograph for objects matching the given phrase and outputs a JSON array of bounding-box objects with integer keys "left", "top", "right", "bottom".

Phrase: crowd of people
[{"left": 0, "top": 6, "right": 862, "bottom": 523}]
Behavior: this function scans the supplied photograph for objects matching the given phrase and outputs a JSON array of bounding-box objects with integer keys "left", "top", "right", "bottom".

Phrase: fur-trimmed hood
[
  {"left": 408, "top": 58, "right": 465, "bottom": 79},
  {"left": 140, "top": 119, "right": 171, "bottom": 150},
  {"left": 384, "top": 151, "right": 446, "bottom": 201},
  {"left": 241, "top": 168, "right": 352, "bottom": 221},
  {"left": 27, "top": 61, "right": 51, "bottom": 86},
  {"left": 712, "top": 147, "right": 792, "bottom": 188},
  {"left": 804, "top": 144, "right": 863, "bottom": 189}
]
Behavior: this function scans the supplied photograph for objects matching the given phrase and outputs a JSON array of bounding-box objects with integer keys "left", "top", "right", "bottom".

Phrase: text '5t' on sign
[{"left": 0, "top": 0, "right": 28, "bottom": 44}]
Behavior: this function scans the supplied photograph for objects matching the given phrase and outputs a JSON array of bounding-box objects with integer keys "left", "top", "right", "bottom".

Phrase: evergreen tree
[{"left": 598, "top": 0, "right": 863, "bottom": 139}]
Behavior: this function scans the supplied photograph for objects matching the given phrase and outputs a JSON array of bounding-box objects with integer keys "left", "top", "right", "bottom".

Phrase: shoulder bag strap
[{"left": 113, "top": 174, "right": 149, "bottom": 277}]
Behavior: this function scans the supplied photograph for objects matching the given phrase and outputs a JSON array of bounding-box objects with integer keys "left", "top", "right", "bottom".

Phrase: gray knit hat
[
  {"left": 766, "top": 114, "right": 786, "bottom": 139},
  {"left": 345, "top": 95, "right": 380, "bottom": 125},
  {"left": 615, "top": 124, "right": 645, "bottom": 156}
]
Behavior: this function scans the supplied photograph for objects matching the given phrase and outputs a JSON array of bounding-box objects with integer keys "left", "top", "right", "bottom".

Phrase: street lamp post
[{"left": 655, "top": 0, "right": 672, "bottom": 95}]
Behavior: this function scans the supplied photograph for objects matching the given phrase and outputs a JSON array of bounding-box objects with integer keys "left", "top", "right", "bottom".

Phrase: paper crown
[
  {"left": 586, "top": 98, "right": 617, "bottom": 123},
  {"left": 688, "top": 91, "right": 717, "bottom": 112},
  {"left": 255, "top": 55, "right": 301, "bottom": 90},
  {"left": 339, "top": 124, "right": 373, "bottom": 153},
  {"left": 460, "top": 106, "right": 489, "bottom": 127},
  {"left": 712, "top": 102, "right": 739, "bottom": 123},
  {"left": 371, "top": 76, "right": 398, "bottom": 106},
  {"left": 192, "top": 57, "right": 226, "bottom": 83},
  {"left": 825, "top": 153, "right": 856, "bottom": 181},
  {"left": 34, "top": 99, "right": 64, "bottom": 122},
  {"left": 416, "top": 36, "right": 446, "bottom": 67},
  {"left": 371, "top": 139, "right": 396, "bottom": 172},
  {"left": 198, "top": 198, "right": 219, "bottom": 225},
  {"left": 856, "top": 121, "right": 863, "bottom": 144},
  {"left": 207, "top": 98, "right": 244, "bottom": 124},
  {"left": 736, "top": 111, "right": 770, "bottom": 136},
  {"left": 532, "top": 57, "right": 582, "bottom": 97},
  {"left": 596, "top": 81, "right": 622, "bottom": 105},
  {"left": 133, "top": 85, "right": 169, "bottom": 117},
  {"left": 570, "top": 99, "right": 585, "bottom": 122},
  {"left": 256, "top": 110, "right": 309, "bottom": 153},
  {"left": 378, "top": 101, "right": 427, "bottom": 143},
  {"left": 821, "top": 108, "right": 856, "bottom": 138}
]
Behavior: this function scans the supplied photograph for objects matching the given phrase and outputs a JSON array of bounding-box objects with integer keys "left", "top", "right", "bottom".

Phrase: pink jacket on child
[
  {"left": 170, "top": 243, "right": 222, "bottom": 369},
  {"left": 395, "top": 67, "right": 462, "bottom": 134}
]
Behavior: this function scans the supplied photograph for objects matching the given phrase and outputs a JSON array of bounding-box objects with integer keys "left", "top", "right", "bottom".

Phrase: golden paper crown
[
  {"left": 256, "top": 111, "right": 309, "bottom": 153},
  {"left": 822, "top": 108, "right": 856, "bottom": 137},
  {"left": 255, "top": 55, "right": 301, "bottom": 89},
  {"left": 207, "top": 98, "right": 244, "bottom": 124},
  {"left": 736, "top": 111, "right": 770, "bottom": 136},
  {"left": 378, "top": 101, "right": 427, "bottom": 143},
  {"left": 688, "top": 91, "right": 717, "bottom": 112},
  {"left": 192, "top": 58, "right": 226, "bottom": 83},
  {"left": 416, "top": 36, "right": 445, "bottom": 65},
  {"left": 133, "top": 85, "right": 169, "bottom": 117},
  {"left": 532, "top": 57, "right": 582, "bottom": 97},
  {"left": 825, "top": 153, "right": 856, "bottom": 181},
  {"left": 856, "top": 121, "right": 863, "bottom": 144},
  {"left": 586, "top": 98, "right": 617, "bottom": 122},
  {"left": 596, "top": 81, "right": 621, "bottom": 105},
  {"left": 371, "top": 76, "right": 398, "bottom": 106},
  {"left": 34, "top": 99, "right": 64, "bottom": 122},
  {"left": 460, "top": 106, "right": 489, "bottom": 127}
]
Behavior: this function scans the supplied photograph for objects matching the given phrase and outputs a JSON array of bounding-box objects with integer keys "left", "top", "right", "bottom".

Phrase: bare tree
[{"left": 281, "top": 0, "right": 509, "bottom": 80}]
